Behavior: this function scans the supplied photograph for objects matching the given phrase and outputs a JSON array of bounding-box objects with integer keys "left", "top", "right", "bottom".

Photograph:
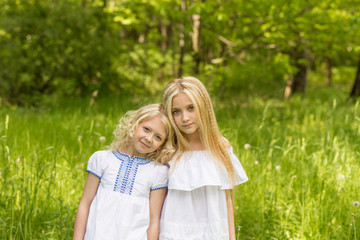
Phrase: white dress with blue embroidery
[
  {"left": 159, "top": 147, "right": 248, "bottom": 240},
  {"left": 84, "top": 150, "right": 169, "bottom": 240}
]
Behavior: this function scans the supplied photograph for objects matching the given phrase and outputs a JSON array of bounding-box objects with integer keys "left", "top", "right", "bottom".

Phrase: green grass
[{"left": 0, "top": 87, "right": 359, "bottom": 239}]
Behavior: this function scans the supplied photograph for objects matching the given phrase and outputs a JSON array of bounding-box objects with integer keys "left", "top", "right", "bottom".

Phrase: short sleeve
[
  {"left": 86, "top": 151, "right": 104, "bottom": 179},
  {"left": 150, "top": 164, "right": 169, "bottom": 191},
  {"left": 229, "top": 147, "right": 249, "bottom": 186}
]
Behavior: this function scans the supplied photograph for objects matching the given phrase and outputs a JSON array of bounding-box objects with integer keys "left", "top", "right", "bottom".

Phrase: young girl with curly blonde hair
[{"left": 73, "top": 104, "right": 174, "bottom": 240}]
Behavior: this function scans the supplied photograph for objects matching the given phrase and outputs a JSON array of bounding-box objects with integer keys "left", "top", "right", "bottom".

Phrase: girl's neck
[
  {"left": 118, "top": 147, "right": 145, "bottom": 159},
  {"left": 184, "top": 130, "right": 205, "bottom": 151}
]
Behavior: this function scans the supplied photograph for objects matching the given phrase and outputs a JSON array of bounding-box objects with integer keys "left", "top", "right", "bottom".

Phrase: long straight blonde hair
[{"left": 162, "top": 76, "right": 235, "bottom": 183}]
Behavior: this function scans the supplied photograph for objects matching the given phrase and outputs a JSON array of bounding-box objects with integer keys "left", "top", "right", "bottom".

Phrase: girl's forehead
[
  {"left": 142, "top": 115, "right": 166, "bottom": 126},
  {"left": 172, "top": 92, "right": 193, "bottom": 105}
]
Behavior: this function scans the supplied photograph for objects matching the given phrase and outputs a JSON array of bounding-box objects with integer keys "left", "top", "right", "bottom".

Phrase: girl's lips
[
  {"left": 140, "top": 141, "right": 150, "bottom": 148},
  {"left": 183, "top": 123, "right": 193, "bottom": 128}
]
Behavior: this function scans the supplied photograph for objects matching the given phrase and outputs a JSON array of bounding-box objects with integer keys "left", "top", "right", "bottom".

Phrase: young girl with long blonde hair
[
  {"left": 73, "top": 104, "right": 174, "bottom": 240},
  {"left": 159, "top": 77, "right": 248, "bottom": 240}
]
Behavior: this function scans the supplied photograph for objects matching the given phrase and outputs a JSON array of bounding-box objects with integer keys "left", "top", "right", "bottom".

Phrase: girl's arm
[
  {"left": 147, "top": 188, "right": 167, "bottom": 240},
  {"left": 226, "top": 190, "right": 236, "bottom": 240},
  {"left": 73, "top": 173, "right": 100, "bottom": 240}
]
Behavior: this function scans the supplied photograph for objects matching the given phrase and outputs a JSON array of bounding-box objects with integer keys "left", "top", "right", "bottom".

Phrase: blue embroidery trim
[
  {"left": 87, "top": 170, "right": 101, "bottom": 179},
  {"left": 113, "top": 150, "right": 150, "bottom": 195},
  {"left": 150, "top": 186, "right": 168, "bottom": 191}
]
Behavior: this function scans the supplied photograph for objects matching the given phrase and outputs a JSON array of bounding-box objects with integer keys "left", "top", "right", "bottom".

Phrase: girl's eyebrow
[
  {"left": 144, "top": 125, "right": 152, "bottom": 130},
  {"left": 172, "top": 104, "right": 192, "bottom": 109}
]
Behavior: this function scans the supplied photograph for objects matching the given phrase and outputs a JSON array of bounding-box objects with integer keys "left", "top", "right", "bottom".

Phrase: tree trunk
[
  {"left": 191, "top": 13, "right": 201, "bottom": 75},
  {"left": 325, "top": 56, "right": 332, "bottom": 85},
  {"left": 284, "top": 49, "right": 307, "bottom": 99},
  {"left": 178, "top": 0, "right": 186, "bottom": 77},
  {"left": 350, "top": 54, "right": 360, "bottom": 98},
  {"left": 160, "top": 21, "right": 168, "bottom": 56},
  {"left": 157, "top": 21, "right": 168, "bottom": 80}
]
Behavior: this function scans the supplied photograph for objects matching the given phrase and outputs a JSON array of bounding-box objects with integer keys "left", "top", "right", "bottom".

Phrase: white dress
[
  {"left": 84, "top": 150, "right": 169, "bottom": 240},
  {"left": 159, "top": 147, "right": 248, "bottom": 240}
]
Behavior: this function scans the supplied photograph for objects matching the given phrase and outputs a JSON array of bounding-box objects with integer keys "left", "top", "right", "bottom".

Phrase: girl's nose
[
  {"left": 144, "top": 134, "right": 152, "bottom": 143},
  {"left": 182, "top": 112, "right": 190, "bottom": 122}
]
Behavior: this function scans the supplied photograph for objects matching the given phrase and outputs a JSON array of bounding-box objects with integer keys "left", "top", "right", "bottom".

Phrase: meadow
[{"left": 0, "top": 84, "right": 359, "bottom": 239}]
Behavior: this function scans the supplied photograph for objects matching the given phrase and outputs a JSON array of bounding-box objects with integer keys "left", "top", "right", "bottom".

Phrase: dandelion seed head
[
  {"left": 244, "top": 143, "right": 251, "bottom": 149},
  {"left": 99, "top": 136, "right": 106, "bottom": 143},
  {"left": 237, "top": 225, "right": 242, "bottom": 232},
  {"left": 339, "top": 174, "right": 345, "bottom": 180},
  {"left": 353, "top": 201, "right": 359, "bottom": 207},
  {"left": 254, "top": 160, "right": 259, "bottom": 165},
  {"left": 275, "top": 165, "right": 281, "bottom": 171}
]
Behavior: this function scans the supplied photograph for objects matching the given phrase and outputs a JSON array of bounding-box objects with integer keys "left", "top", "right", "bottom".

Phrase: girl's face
[
  {"left": 171, "top": 92, "right": 199, "bottom": 137},
  {"left": 129, "top": 115, "right": 167, "bottom": 157}
]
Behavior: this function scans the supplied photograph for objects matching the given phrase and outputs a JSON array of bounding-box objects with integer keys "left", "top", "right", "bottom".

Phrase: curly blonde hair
[
  {"left": 162, "top": 77, "right": 236, "bottom": 183},
  {"left": 110, "top": 103, "right": 174, "bottom": 164}
]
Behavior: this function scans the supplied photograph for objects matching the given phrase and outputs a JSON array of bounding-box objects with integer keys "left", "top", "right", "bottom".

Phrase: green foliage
[
  {"left": 1, "top": 0, "right": 360, "bottom": 104},
  {"left": 0, "top": 0, "right": 122, "bottom": 105}
]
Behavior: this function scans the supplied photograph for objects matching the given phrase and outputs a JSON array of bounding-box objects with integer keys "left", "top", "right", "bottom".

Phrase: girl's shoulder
[
  {"left": 221, "top": 137, "right": 231, "bottom": 149},
  {"left": 90, "top": 149, "right": 114, "bottom": 159},
  {"left": 150, "top": 162, "right": 169, "bottom": 173},
  {"left": 88, "top": 150, "right": 116, "bottom": 166}
]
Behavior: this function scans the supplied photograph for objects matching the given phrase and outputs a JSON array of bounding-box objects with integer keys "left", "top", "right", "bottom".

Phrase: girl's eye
[
  {"left": 156, "top": 136, "right": 162, "bottom": 141},
  {"left": 172, "top": 110, "right": 180, "bottom": 115},
  {"left": 188, "top": 106, "right": 194, "bottom": 111},
  {"left": 143, "top": 127, "right": 150, "bottom": 132}
]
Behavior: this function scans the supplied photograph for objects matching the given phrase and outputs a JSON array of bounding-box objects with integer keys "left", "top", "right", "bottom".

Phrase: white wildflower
[
  {"left": 244, "top": 143, "right": 251, "bottom": 149},
  {"left": 254, "top": 160, "right": 259, "bottom": 165},
  {"left": 275, "top": 165, "right": 281, "bottom": 171},
  {"left": 339, "top": 174, "right": 345, "bottom": 180}
]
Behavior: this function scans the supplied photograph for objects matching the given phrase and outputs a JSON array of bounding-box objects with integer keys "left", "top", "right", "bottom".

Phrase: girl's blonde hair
[
  {"left": 162, "top": 76, "right": 235, "bottom": 183},
  {"left": 110, "top": 103, "right": 174, "bottom": 164}
]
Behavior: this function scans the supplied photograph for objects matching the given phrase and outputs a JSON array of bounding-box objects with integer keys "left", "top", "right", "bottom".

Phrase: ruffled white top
[
  {"left": 159, "top": 147, "right": 248, "bottom": 240},
  {"left": 84, "top": 150, "right": 169, "bottom": 240}
]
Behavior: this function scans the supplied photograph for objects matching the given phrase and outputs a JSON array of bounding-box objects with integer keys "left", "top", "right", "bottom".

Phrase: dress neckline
[{"left": 113, "top": 149, "right": 149, "bottom": 162}]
